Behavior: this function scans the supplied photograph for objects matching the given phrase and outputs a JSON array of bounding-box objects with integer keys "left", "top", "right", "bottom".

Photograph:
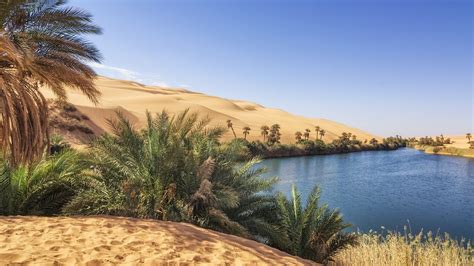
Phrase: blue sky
[{"left": 71, "top": 0, "right": 472, "bottom": 137}]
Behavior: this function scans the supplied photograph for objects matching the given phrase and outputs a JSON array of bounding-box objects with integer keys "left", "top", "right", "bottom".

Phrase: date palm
[
  {"left": 314, "top": 126, "right": 320, "bottom": 140},
  {"left": 0, "top": 150, "right": 94, "bottom": 215},
  {"left": 242, "top": 126, "right": 251, "bottom": 140},
  {"left": 274, "top": 184, "right": 358, "bottom": 264},
  {"left": 295, "top": 131, "right": 302, "bottom": 143},
  {"left": 261, "top": 125, "right": 269, "bottom": 142},
  {"left": 319, "top": 129, "right": 326, "bottom": 140},
  {"left": 226, "top": 119, "right": 237, "bottom": 138},
  {"left": 304, "top": 129, "right": 311, "bottom": 140},
  {"left": 466, "top": 133, "right": 472, "bottom": 143},
  {"left": 0, "top": 0, "right": 102, "bottom": 165},
  {"left": 65, "top": 110, "right": 282, "bottom": 244}
]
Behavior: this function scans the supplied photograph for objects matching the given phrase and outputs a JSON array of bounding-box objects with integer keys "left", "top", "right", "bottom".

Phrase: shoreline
[
  {"left": 408, "top": 144, "right": 474, "bottom": 159},
  {"left": 244, "top": 141, "right": 402, "bottom": 159}
]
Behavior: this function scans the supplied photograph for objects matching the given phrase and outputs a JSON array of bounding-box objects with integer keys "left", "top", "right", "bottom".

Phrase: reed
[{"left": 334, "top": 228, "right": 473, "bottom": 266}]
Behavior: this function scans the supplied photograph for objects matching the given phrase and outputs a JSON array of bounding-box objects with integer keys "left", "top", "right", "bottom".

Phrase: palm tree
[
  {"left": 369, "top": 138, "right": 378, "bottom": 145},
  {"left": 268, "top": 124, "right": 281, "bottom": 144},
  {"left": 227, "top": 120, "right": 237, "bottom": 138},
  {"left": 65, "top": 110, "right": 282, "bottom": 243},
  {"left": 295, "top": 131, "right": 303, "bottom": 143},
  {"left": 314, "top": 126, "right": 320, "bottom": 140},
  {"left": 242, "top": 126, "right": 251, "bottom": 140},
  {"left": 319, "top": 129, "right": 326, "bottom": 141},
  {"left": 466, "top": 133, "right": 472, "bottom": 143},
  {"left": 274, "top": 185, "right": 358, "bottom": 264},
  {"left": 0, "top": 150, "right": 93, "bottom": 215},
  {"left": 0, "top": 0, "right": 102, "bottom": 165},
  {"left": 304, "top": 129, "right": 311, "bottom": 140},
  {"left": 261, "top": 125, "right": 270, "bottom": 142}
]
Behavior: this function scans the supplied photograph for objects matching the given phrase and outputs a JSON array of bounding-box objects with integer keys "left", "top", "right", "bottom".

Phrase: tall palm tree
[
  {"left": 319, "top": 129, "right": 326, "bottom": 141},
  {"left": 304, "top": 129, "right": 311, "bottom": 140},
  {"left": 466, "top": 133, "right": 472, "bottom": 143},
  {"left": 274, "top": 185, "right": 358, "bottom": 264},
  {"left": 261, "top": 125, "right": 269, "bottom": 142},
  {"left": 314, "top": 126, "right": 320, "bottom": 140},
  {"left": 295, "top": 131, "right": 302, "bottom": 143},
  {"left": 226, "top": 119, "right": 236, "bottom": 138},
  {"left": 242, "top": 126, "right": 251, "bottom": 140},
  {"left": 0, "top": 0, "right": 102, "bottom": 165}
]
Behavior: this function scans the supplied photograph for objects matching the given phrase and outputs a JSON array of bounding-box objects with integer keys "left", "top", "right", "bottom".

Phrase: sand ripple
[{"left": 0, "top": 216, "right": 315, "bottom": 265}]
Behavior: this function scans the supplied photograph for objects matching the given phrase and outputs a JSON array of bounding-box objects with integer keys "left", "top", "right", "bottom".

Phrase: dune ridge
[
  {"left": 41, "top": 76, "right": 378, "bottom": 145},
  {"left": 0, "top": 216, "right": 315, "bottom": 265}
]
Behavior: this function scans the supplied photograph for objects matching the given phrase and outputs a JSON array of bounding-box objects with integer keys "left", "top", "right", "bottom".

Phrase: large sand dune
[
  {"left": 0, "top": 216, "right": 315, "bottom": 265},
  {"left": 42, "top": 76, "right": 378, "bottom": 144}
]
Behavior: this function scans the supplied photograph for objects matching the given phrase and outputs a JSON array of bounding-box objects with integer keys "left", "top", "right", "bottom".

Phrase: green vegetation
[
  {"left": 245, "top": 129, "right": 407, "bottom": 159},
  {"left": 408, "top": 134, "right": 474, "bottom": 158},
  {"left": 0, "top": 110, "right": 355, "bottom": 264},
  {"left": 0, "top": 0, "right": 102, "bottom": 165},
  {"left": 0, "top": 1, "right": 471, "bottom": 265},
  {"left": 274, "top": 185, "right": 357, "bottom": 263}
]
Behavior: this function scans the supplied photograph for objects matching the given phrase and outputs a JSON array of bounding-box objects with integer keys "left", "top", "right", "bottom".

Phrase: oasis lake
[{"left": 258, "top": 148, "right": 474, "bottom": 240}]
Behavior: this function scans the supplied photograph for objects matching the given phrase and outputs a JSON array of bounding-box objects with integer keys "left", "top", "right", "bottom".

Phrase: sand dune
[
  {"left": 41, "top": 76, "right": 378, "bottom": 144},
  {"left": 0, "top": 216, "right": 315, "bottom": 265}
]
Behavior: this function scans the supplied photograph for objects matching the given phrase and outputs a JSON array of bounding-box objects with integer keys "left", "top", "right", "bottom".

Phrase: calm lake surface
[{"left": 258, "top": 148, "right": 474, "bottom": 240}]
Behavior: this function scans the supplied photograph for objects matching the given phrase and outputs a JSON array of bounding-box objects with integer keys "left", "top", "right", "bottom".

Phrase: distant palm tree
[
  {"left": 261, "top": 125, "right": 270, "bottom": 142},
  {"left": 466, "top": 133, "right": 472, "bottom": 143},
  {"left": 242, "top": 126, "right": 251, "bottom": 140},
  {"left": 319, "top": 129, "right": 326, "bottom": 140},
  {"left": 275, "top": 184, "right": 358, "bottom": 264},
  {"left": 369, "top": 138, "right": 378, "bottom": 145},
  {"left": 315, "top": 126, "right": 320, "bottom": 140},
  {"left": 226, "top": 120, "right": 237, "bottom": 138},
  {"left": 295, "top": 131, "right": 303, "bottom": 143},
  {"left": 268, "top": 124, "right": 282, "bottom": 144},
  {"left": 0, "top": 0, "right": 102, "bottom": 165},
  {"left": 304, "top": 129, "right": 311, "bottom": 140}
]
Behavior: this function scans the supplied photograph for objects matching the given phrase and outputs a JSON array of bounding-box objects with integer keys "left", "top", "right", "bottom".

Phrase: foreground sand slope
[
  {"left": 41, "top": 76, "right": 378, "bottom": 144},
  {"left": 0, "top": 216, "right": 315, "bottom": 265}
]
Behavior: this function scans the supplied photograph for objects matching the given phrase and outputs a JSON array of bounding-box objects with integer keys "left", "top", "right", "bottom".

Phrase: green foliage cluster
[
  {"left": 417, "top": 135, "right": 451, "bottom": 146},
  {"left": 0, "top": 110, "right": 356, "bottom": 264},
  {"left": 245, "top": 133, "right": 407, "bottom": 159}
]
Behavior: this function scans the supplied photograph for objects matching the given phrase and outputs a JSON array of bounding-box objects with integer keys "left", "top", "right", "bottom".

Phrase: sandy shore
[
  {"left": 41, "top": 76, "right": 378, "bottom": 145},
  {"left": 412, "top": 135, "right": 474, "bottom": 159},
  {"left": 0, "top": 216, "right": 315, "bottom": 265}
]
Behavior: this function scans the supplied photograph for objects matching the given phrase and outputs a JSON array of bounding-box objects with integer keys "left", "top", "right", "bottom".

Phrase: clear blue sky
[{"left": 70, "top": 0, "right": 472, "bottom": 137}]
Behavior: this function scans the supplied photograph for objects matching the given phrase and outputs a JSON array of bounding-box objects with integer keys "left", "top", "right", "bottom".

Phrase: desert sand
[
  {"left": 445, "top": 135, "right": 470, "bottom": 149},
  {"left": 41, "top": 76, "right": 378, "bottom": 145},
  {"left": 0, "top": 216, "right": 315, "bottom": 265}
]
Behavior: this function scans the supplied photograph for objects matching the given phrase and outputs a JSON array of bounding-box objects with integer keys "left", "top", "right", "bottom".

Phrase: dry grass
[{"left": 334, "top": 228, "right": 473, "bottom": 266}]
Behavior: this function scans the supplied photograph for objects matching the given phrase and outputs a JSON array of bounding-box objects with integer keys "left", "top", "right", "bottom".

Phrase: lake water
[{"left": 258, "top": 148, "right": 474, "bottom": 240}]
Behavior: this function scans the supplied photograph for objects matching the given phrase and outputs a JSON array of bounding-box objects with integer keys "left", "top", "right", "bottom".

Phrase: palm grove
[
  {"left": 223, "top": 119, "right": 406, "bottom": 158},
  {"left": 0, "top": 0, "right": 357, "bottom": 264}
]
